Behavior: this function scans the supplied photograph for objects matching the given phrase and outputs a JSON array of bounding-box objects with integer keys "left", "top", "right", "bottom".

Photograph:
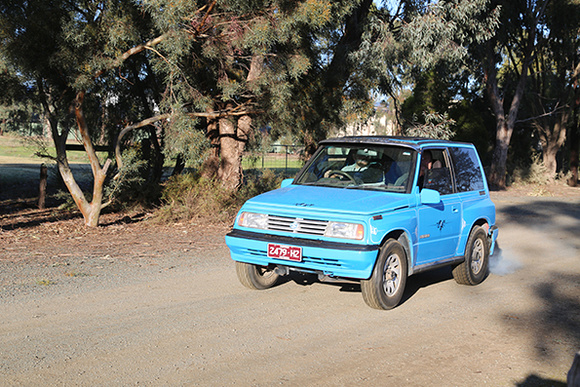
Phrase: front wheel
[
  {"left": 235, "top": 261, "right": 280, "bottom": 290},
  {"left": 452, "top": 225, "right": 489, "bottom": 285},
  {"left": 361, "top": 240, "right": 408, "bottom": 310}
]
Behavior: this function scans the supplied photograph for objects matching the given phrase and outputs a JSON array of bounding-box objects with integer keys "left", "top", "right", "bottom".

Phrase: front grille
[{"left": 267, "top": 215, "right": 328, "bottom": 236}]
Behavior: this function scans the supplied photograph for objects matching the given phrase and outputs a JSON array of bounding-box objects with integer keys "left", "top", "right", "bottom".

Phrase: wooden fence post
[{"left": 38, "top": 163, "right": 47, "bottom": 209}]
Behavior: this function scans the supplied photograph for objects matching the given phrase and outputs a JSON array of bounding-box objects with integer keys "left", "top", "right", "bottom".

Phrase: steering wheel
[{"left": 326, "top": 170, "right": 357, "bottom": 183}]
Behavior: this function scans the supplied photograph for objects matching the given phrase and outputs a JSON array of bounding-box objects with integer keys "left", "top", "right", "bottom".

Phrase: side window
[
  {"left": 449, "top": 147, "right": 485, "bottom": 192},
  {"left": 419, "top": 149, "right": 454, "bottom": 195}
]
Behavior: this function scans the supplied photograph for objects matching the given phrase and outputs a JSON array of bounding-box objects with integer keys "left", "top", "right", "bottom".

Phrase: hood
[{"left": 242, "top": 184, "right": 412, "bottom": 217}]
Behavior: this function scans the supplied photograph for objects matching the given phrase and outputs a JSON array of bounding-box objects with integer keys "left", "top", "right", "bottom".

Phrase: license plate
[{"left": 267, "top": 243, "right": 302, "bottom": 262}]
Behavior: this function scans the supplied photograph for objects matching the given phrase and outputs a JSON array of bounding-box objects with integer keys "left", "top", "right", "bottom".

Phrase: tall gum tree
[
  {"left": 527, "top": 0, "right": 580, "bottom": 180},
  {"left": 144, "top": 0, "right": 365, "bottom": 191},
  {"left": 474, "top": 0, "right": 549, "bottom": 189}
]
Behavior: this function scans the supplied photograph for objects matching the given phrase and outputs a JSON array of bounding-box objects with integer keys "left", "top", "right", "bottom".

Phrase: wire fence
[{"left": 242, "top": 145, "right": 305, "bottom": 176}]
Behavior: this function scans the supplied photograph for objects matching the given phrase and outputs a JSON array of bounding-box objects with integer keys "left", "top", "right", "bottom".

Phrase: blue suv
[{"left": 226, "top": 136, "right": 498, "bottom": 309}]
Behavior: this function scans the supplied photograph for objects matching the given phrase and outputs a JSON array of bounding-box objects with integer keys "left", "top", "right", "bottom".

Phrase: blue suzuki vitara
[{"left": 225, "top": 136, "right": 498, "bottom": 309}]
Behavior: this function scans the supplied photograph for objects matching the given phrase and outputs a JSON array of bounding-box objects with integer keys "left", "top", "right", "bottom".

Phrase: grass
[
  {"left": 241, "top": 152, "right": 304, "bottom": 171},
  {"left": 0, "top": 135, "right": 40, "bottom": 160},
  {"left": 0, "top": 133, "right": 106, "bottom": 164}
]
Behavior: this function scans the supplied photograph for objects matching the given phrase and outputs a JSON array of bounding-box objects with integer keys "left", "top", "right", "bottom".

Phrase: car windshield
[{"left": 295, "top": 144, "right": 416, "bottom": 192}]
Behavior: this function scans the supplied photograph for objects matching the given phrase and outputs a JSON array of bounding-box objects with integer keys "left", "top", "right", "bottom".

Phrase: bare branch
[{"left": 515, "top": 102, "right": 569, "bottom": 124}]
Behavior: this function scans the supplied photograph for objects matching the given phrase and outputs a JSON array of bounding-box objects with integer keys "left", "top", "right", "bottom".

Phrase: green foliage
[
  {"left": 450, "top": 99, "right": 495, "bottom": 163},
  {"left": 404, "top": 111, "right": 455, "bottom": 140},
  {"left": 104, "top": 146, "right": 161, "bottom": 208},
  {"left": 163, "top": 113, "right": 210, "bottom": 168},
  {"left": 401, "top": 0, "right": 500, "bottom": 69}
]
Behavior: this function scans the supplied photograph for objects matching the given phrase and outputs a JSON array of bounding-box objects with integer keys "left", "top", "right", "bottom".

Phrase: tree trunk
[
  {"left": 73, "top": 91, "right": 112, "bottom": 227},
  {"left": 539, "top": 110, "right": 568, "bottom": 178},
  {"left": 201, "top": 117, "right": 220, "bottom": 179},
  {"left": 210, "top": 55, "right": 263, "bottom": 190},
  {"left": 569, "top": 106, "right": 580, "bottom": 187},
  {"left": 485, "top": 45, "right": 510, "bottom": 189},
  {"left": 171, "top": 154, "right": 186, "bottom": 177},
  {"left": 147, "top": 125, "right": 165, "bottom": 184},
  {"left": 569, "top": 69, "right": 580, "bottom": 187},
  {"left": 486, "top": 35, "right": 533, "bottom": 189},
  {"left": 217, "top": 107, "right": 240, "bottom": 191},
  {"left": 489, "top": 121, "right": 511, "bottom": 189},
  {"left": 38, "top": 85, "right": 93, "bottom": 221}
]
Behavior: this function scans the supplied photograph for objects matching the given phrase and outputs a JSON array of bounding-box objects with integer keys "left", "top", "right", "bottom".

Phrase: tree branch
[
  {"left": 515, "top": 102, "right": 569, "bottom": 124},
  {"left": 115, "top": 113, "right": 171, "bottom": 173}
]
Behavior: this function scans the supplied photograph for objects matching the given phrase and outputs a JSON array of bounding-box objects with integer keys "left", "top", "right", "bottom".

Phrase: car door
[{"left": 416, "top": 148, "right": 462, "bottom": 264}]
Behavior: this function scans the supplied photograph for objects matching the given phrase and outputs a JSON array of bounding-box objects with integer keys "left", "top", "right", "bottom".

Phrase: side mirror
[
  {"left": 280, "top": 178, "right": 294, "bottom": 188},
  {"left": 420, "top": 188, "right": 441, "bottom": 204}
]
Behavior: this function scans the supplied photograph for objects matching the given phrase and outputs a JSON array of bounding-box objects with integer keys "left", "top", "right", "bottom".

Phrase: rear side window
[{"left": 449, "top": 147, "right": 485, "bottom": 192}]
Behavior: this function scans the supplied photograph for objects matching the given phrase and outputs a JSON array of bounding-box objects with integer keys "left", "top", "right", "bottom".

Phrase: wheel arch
[
  {"left": 379, "top": 229, "right": 413, "bottom": 277},
  {"left": 459, "top": 218, "right": 491, "bottom": 256},
  {"left": 472, "top": 217, "right": 490, "bottom": 231}
]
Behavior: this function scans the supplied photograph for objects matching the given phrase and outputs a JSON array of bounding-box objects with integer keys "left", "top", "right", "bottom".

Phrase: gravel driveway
[{"left": 1, "top": 193, "right": 579, "bottom": 386}]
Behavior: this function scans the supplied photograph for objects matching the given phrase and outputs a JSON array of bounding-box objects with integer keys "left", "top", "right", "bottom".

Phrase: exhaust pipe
[{"left": 274, "top": 266, "right": 290, "bottom": 276}]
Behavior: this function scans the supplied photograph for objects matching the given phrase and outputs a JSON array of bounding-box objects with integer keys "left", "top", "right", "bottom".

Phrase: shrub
[
  {"left": 156, "top": 169, "right": 284, "bottom": 224},
  {"left": 510, "top": 154, "right": 550, "bottom": 186}
]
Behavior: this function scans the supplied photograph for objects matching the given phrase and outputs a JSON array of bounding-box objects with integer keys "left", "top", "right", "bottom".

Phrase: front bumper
[{"left": 225, "top": 229, "right": 380, "bottom": 280}]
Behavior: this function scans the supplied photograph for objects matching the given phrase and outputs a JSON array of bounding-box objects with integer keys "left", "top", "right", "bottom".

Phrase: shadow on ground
[
  {"left": 281, "top": 265, "right": 454, "bottom": 308},
  {"left": 515, "top": 374, "right": 567, "bottom": 387},
  {"left": 498, "top": 199, "right": 580, "bottom": 242},
  {"left": 502, "top": 271, "right": 580, "bottom": 362},
  {"left": 498, "top": 198, "right": 580, "bottom": 380}
]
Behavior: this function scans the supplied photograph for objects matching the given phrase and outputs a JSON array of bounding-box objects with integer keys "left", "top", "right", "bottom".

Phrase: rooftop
[{"left": 320, "top": 136, "right": 468, "bottom": 150}]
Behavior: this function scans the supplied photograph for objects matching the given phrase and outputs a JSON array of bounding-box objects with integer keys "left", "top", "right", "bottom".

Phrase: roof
[{"left": 319, "top": 136, "right": 472, "bottom": 151}]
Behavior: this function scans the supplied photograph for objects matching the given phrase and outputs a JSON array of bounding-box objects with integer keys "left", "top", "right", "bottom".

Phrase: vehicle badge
[{"left": 290, "top": 221, "right": 299, "bottom": 230}]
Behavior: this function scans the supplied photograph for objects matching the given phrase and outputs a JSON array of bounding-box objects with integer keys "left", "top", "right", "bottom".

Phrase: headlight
[
  {"left": 238, "top": 212, "right": 268, "bottom": 229},
  {"left": 325, "top": 222, "right": 364, "bottom": 240}
]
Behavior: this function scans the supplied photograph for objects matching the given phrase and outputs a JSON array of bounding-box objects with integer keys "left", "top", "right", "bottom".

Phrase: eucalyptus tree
[
  {"left": 464, "top": 0, "right": 551, "bottom": 189},
  {"left": 349, "top": 0, "right": 499, "bottom": 139},
  {"left": 140, "top": 0, "right": 374, "bottom": 190},
  {"left": 526, "top": 0, "right": 580, "bottom": 181},
  {"left": 0, "top": 0, "right": 162, "bottom": 226}
]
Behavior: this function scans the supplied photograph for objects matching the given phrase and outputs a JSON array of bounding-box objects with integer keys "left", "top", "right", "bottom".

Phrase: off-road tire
[
  {"left": 452, "top": 225, "right": 489, "bottom": 285},
  {"left": 361, "top": 239, "right": 408, "bottom": 310},
  {"left": 235, "top": 261, "right": 280, "bottom": 290}
]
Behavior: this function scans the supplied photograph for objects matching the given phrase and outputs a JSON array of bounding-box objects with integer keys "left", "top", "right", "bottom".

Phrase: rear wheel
[
  {"left": 361, "top": 239, "right": 408, "bottom": 310},
  {"left": 452, "top": 226, "right": 489, "bottom": 285},
  {"left": 235, "top": 261, "right": 280, "bottom": 290}
]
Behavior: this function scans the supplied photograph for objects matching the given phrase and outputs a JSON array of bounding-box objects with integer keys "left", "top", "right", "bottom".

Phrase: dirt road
[{"left": 1, "top": 193, "right": 579, "bottom": 386}]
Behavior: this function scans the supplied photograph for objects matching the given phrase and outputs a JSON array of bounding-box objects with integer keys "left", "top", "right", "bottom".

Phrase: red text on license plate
[{"left": 267, "top": 244, "right": 302, "bottom": 262}]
